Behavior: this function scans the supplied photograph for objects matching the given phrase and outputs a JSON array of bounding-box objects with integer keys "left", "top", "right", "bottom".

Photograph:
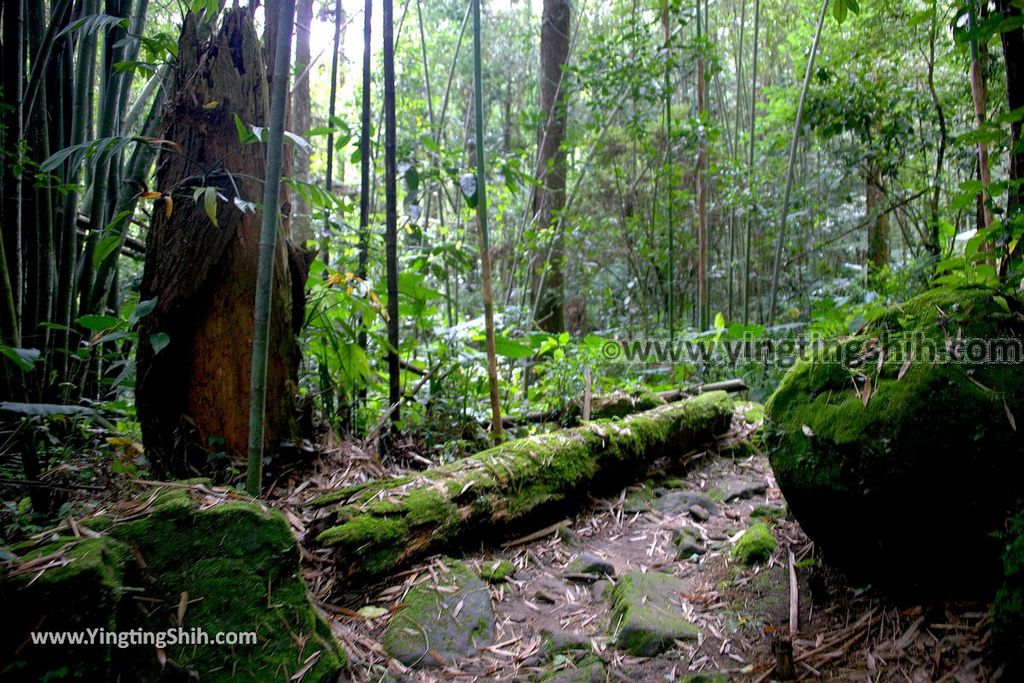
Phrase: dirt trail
[{"left": 296, "top": 420, "right": 995, "bottom": 682}]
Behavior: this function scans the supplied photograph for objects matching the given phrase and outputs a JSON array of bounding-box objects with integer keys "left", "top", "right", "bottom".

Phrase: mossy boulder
[
  {"left": 765, "top": 286, "right": 1024, "bottom": 594},
  {"left": 608, "top": 571, "right": 699, "bottom": 655},
  {"left": 383, "top": 558, "right": 494, "bottom": 667},
  {"left": 1, "top": 487, "right": 345, "bottom": 682},
  {"left": 1, "top": 536, "right": 131, "bottom": 681},
  {"left": 732, "top": 523, "right": 776, "bottom": 565}
]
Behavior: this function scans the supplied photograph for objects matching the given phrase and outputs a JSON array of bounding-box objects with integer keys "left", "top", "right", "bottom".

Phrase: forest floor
[{"left": 278, "top": 413, "right": 999, "bottom": 683}]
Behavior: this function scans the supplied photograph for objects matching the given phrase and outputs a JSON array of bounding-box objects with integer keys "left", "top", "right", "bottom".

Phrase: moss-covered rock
[
  {"left": 608, "top": 571, "right": 699, "bottom": 655},
  {"left": 2, "top": 487, "right": 345, "bottom": 682},
  {"left": 1, "top": 536, "right": 130, "bottom": 681},
  {"left": 731, "top": 523, "right": 776, "bottom": 565},
  {"left": 765, "top": 286, "right": 1024, "bottom": 594},
  {"left": 673, "top": 527, "right": 706, "bottom": 559},
  {"left": 383, "top": 558, "right": 494, "bottom": 667}
]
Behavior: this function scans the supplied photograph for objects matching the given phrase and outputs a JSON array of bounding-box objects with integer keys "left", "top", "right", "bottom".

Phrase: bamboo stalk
[
  {"left": 471, "top": 0, "right": 503, "bottom": 439},
  {"left": 247, "top": 0, "right": 296, "bottom": 497}
]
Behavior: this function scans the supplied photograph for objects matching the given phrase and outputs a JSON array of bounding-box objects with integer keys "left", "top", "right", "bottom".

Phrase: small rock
[
  {"left": 653, "top": 490, "right": 719, "bottom": 516},
  {"left": 673, "top": 528, "right": 706, "bottom": 559},
  {"left": 608, "top": 571, "right": 699, "bottom": 655},
  {"left": 541, "top": 654, "right": 606, "bottom": 682},
  {"left": 724, "top": 509, "right": 740, "bottom": 520},
  {"left": 540, "top": 626, "right": 590, "bottom": 656},
  {"left": 591, "top": 579, "right": 610, "bottom": 602},
  {"left": 720, "top": 477, "right": 768, "bottom": 502},
  {"left": 688, "top": 504, "right": 711, "bottom": 522},
  {"left": 566, "top": 552, "right": 615, "bottom": 578}
]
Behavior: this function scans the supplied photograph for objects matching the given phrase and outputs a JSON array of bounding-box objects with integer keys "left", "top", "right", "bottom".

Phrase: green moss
[
  {"left": 741, "top": 402, "right": 765, "bottom": 423},
  {"left": 404, "top": 487, "right": 460, "bottom": 528},
  {"left": 479, "top": 559, "right": 516, "bottom": 582},
  {"left": 732, "top": 523, "right": 776, "bottom": 565},
  {"left": 315, "top": 515, "right": 408, "bottom": 575},
  {"left": 749, "top": 505, "right": 785, "bottom": 522}
]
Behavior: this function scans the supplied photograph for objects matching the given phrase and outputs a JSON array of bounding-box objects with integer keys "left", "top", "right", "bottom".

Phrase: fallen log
[
  {"left": 482, "top": 378, "right": 748, "bottom": 429},
  {"left": 309, "top": 391, "right": 735, "bottom": 579}
]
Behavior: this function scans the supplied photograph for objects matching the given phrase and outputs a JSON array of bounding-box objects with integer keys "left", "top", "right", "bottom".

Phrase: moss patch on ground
[{"left": 732, "top": 523, "right": 776, "bottom": 565}]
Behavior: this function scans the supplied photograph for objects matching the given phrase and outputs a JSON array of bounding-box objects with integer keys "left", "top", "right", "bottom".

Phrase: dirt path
[{"left": 295, "top": 423, "right": 996, "bottom": 682}]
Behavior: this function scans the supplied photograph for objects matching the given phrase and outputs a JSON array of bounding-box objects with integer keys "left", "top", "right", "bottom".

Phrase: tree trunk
[
  {"left": 531, "top": 0, "right": 570, "bottom": 333},
  {"left": 384, "top": 0, "right": 401, "bottom": 423},
  {"left": 136, "top": 10, "right": 305, "bottom": 479},
  {"left": 998, "top": 0, "right": 1024, "bottom": 215},
  {"left": 866, "top": 160, "right": 889, "bottom": 273},
  {"left": 292, "top": 0, "right": 313, "bottom": 244},
  {"left": 311, "top": 391, "right": 735, "bottom": 579}
]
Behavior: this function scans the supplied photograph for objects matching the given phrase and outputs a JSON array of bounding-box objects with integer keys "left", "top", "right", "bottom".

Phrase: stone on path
[
  {"left": 608, "top": 571, "right": 699, "bottom": 655},
  {"left": 383, "top": 559, "right": 495, "bottom": 667},
  {"left": 566, "top": 551, "right": 615, "bottom": 578}
]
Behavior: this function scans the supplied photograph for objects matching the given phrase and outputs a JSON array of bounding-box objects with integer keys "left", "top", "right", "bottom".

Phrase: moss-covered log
[{"left": 310, "top": 392, "right": 734, "bottom": 579}]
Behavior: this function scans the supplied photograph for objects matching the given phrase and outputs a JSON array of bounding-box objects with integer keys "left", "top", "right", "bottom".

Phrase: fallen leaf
[
  {"left": 356, "top": 605, "right": 388, "bottom": 619},
  {"left": 801, "top": 425, "right": 814, "bottom": 438},
  {"left": 176, "top": 591, "right": 188, "bottom": 625},
  {"left": 897, "top": 351, "right": 914, "bottom": 381},
  {"left": 1005, "top": 398, "right": 1017, "bottom": 432},
  {"left": 202, "top": 100, "right": 220, "bottom": 110},
  {"left": 861, "top": 376, "right": 872, "bottom": 407}
]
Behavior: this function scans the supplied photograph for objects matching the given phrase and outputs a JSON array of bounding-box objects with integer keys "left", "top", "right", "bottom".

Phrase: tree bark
[
  {"left": 136, "top": 10, "right": 305, "bottom": 478},
  {"left": 865, "top": 159, "right": 889, "bottom": 273},
  {"left": 531, "top": 0, "right": 570, "bottom": 333},
  {"left": 292, "top": 0, "right": 313, "bottom": 244},
  {"left": 384, "top": 0, "right": 401, "bottom": 423},
  {"left": 997, "top": 0, "right": 1024, "bottom": 214},
  {"left": 311, "top": 391, "right": 735, "bottom": 579}
]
